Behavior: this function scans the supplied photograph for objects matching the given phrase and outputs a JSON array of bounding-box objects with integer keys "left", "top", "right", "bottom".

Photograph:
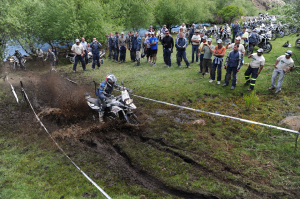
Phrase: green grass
[{"left": 1, "top": 33, "right": 300, "bottom": 198}]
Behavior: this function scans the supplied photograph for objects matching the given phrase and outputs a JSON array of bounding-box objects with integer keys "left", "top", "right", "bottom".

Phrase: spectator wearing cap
[
  {"left": 161, "top": 30, "right": 174, "bottom": 68},
  {"left": 175, "top": 32, "right": 190, "bottom": 68},
  {"left": 71, "top": 39, "right": 86, "bottom": 72},
  {"left": 149, "top": 31, "right": 158, "bottom": 65},
  {"left": 223, "top": 44, "right": 243, "bottom": 90},
  {"left": 231, "top": 20, "right": 240, "bottom": 43},
  {"left": 81, "top": 37, "right": 89, "bottom": 65},
  {"left": 226, "top": 36, "right": 245, "bottom": 56},
  {"left": 200, "top": 38, "right": 214, "bottom": 79},
  {"left": 244, "top": 48, "right": 265, "bottom": 91},
  {"left": 198, "top": 35, "right": 208, "bottom": 74},
  {"left": 90, "top": 37, "right": 102, "bottom": 70},
  {"left": 210, "top": 39, "right": 225, "bottom": 85},
  {"left": 112, "top": 32, "right": 120, "bottom": 62},
  {"left": 268, "top": 50, "right": 294, "bottom": 93},
  {"left": 240, "top": 27, "right": 249, "bottom": 47},
  {"left": 36, "top": 48, "right": 45, "bottom": 67},
  {"left": 191, "top": 30, "right": 201, "bottom": 63},
  {"left": 108, "top": 32, "right": 113, "bottom": 60},
  {"left": 144, "top": 32, "right": 152, "bottom": 63},
  {"left": 189, "top": 24, "right": 195, "bottom": 44},
  {"left": 119, "top": 32, "right": 127, "bottom": 63}
]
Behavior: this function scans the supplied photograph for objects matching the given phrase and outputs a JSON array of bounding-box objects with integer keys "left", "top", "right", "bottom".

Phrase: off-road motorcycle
[
  {"left": 9, "top": 55, "right": 26, "bottom": 72},
  {"left": 216, "top": 26, "right": 231, "bottom": 45},
  {"left": 66, "top": 50, "right": 105, "bottom": 64},
  {"left": 246, "top": 33, "right": 272, "bottom": 55},
  {"left": 84, "top": 81, "right": 139, "bottom": 124}
]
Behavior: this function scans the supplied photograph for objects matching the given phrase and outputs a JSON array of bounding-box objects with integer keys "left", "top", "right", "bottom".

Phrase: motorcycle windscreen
[{"left": 122, "top": 90, "right": 130, "bottom": 101}]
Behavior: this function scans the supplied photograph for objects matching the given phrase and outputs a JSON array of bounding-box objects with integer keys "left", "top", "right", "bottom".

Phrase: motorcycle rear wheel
[{"left": 262, "top": 42, "right": 272, "bottom": 53}]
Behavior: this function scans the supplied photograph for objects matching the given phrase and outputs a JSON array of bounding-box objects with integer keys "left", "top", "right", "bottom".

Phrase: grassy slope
[{"left": 1, "top": 34, "right": 300, "bottom": 198}]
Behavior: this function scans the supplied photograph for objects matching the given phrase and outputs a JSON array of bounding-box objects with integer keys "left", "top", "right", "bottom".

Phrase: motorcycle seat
[{"left": 87, "top": 97, "right": 99, "bottom": 105}]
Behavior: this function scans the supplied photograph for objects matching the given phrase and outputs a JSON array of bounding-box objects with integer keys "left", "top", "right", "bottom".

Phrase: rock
[
  {"left": 140, "top": 195, "right": 146, "bottom": 199},
  {"left": 279, "top": 116, "right": 300, "bottom": 131},
  {"left": 192, "top": 119, "right": 206, "bottom": 125}
]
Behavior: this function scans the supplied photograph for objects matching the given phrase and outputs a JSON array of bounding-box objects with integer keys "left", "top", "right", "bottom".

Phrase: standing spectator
[
  {"left": 36, "top": 48, "right": 44, "bottom": 67},
  {"left": 179, "top": 23, "right": 187, "bottom": 34},
  {"left": 112, "top": 32, "right": 119, "bottom": 62},
  {"left": 198, "top": 36, "right": 208, "bottom": 74},
  {"left": 44, "top": 48, "right": 56, "bottom": 71},
  {"left": 200, "top": 38, "right": 214, "bottom": 79},
  {"left": 176, "top": 28, "right": 186, "bottom": 39},
  {"left": 52, "top": 46, "right": 59, "bottom": 66},
  {"left": 175, "top": 33, "right": 190, "bottom": 68},
  {"left": 144, "top": 32, "right": 152, "bottom": 63},
  {"left": 210, "top": 39, "right": 225, "bottom": 85},
  {"left": 71, "top": 39, "right": 86, "bottom": 72},
  {"left": 189, "top": 24, "right": 195, "bottom": 44},
  {"left": 133, "top": 32, "right": 142, "bottom": 66},
  {"left": 90, "top": 37, "right": 102, "bottom": 70},
  {"left": 231, "top": 20, "right": 240, "bottom": 43},
  {"left": 223, "top": 44, "right": 243, "bottom": 90},
  {"left": 81, "top": 37, "right": 89, "bottom": 66},
  {"left": 240, "top": 27, "right": 248, "bottom": 47},
  {"left": 161, "top": 25, "right": 167, "bottom": 34},
  {"left": 108, "top": 32, "right": 113, "bottom": 60},
  {"left": 148, "top": 25, "right": 155, "bottom": 33},
  {"left": 127, "top": 31, "right": 135, "bottom": 62},
  {"left": 149, "top": 32, "right": 158, "bottom": 65},
  {"left": 106, "top": 34, "right": 109, "bottom": 51},
  {"left": 244, "top": 48, "right": 265, "bottom": 91},
  {"left": 191, "top": 30, "right": 201, "bottom": 63},
  {"left": 87, "top": 43, "right": 92, "bottom": 53},
  {"left": 226, "top": 37, "right": 245, "bottom": 56},
  {"left": 248, "top": 29, "right": 259, "bottom": 54},
  {"left": 119, "top": 32, "right": 127, "bottom": 63},
  {"left": 268, "top": 50, "right": 294, "bottom": 93},
  {"left": 161, "top": 30, "right": 174, "bottom": 68}
]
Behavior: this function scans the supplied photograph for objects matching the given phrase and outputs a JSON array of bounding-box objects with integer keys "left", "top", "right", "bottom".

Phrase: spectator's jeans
[
  {"left": 73, "top": 55, "right": 86, "bottom": 71},
  {"left": 163, "top": 48, "right": 171, "bottom": 67},
  {"left": 211, "top": 60, "right": 223, "bottom": 81},
  {"left": 244, "top": 66, "right": 259, "bottom": 89},
  {"left": 225, "top": 66, "right": 238, "bottom": 87},
  {"left": 177, "top": 50, "right": 189, "bottom": 67},
  {"left": 120, "top": 46, "right": 126, "bottom": 62},
  {"left": 92, "top": 54, "right": 100, "bottom": 69},
  {"left": 131, "top": 49, "right": 136, "bottom": 61},
  {"left": 202, "top": 58, "right": 212, "bottom": 75},
  {"left": 191, "top": 45, "right": 199, "bottom": 62},
  {"left": 84, "top": 50, "right": 89, "bottom": 64},
  {"left": 108, "top": 47, "right": 113, "bottom": 59},
  {"left": 113, "top": 47, "right": 119, "bottom": 61},
  {"left": 232, "top": 32, "right": 238, "bottom": 43},
  {"left": 271, "top": 68, "right": 285, "bottom": 91}
]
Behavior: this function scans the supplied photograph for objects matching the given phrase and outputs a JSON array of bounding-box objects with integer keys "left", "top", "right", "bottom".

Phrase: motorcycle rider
[
  {"left": 161, "top": 30, "right": 174, "bottom": 68},
  {"left": 95, "top": 74, "right": 124, "bottom": 123},
  {"left": 112, "top": 32, "right": 120, "bottom": 62},
  {"left": 13, "top": 49, "right": 25, "bottom": 69},
  {"left": 244, "top": 48, "right": 265, "bottom": 91},
  {"left": 133, "top": 32, "right": 142, "bottom": 66},
  {"left": 90, "top": 37, "right": 102, "bottom": 70}
]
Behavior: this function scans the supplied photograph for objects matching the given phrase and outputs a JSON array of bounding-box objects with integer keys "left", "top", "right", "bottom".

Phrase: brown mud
[{"left": 0, "top": 59, "right": 299, "bottom": 199}]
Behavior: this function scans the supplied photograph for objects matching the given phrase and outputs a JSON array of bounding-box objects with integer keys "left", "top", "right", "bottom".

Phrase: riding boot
[{"left": 99, "top": 111, "right": 104, "bottom": 123}]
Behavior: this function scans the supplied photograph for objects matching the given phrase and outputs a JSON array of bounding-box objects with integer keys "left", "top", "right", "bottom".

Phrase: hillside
[{"left": 250, "top": 0, "right": 285, "bottom": 10}]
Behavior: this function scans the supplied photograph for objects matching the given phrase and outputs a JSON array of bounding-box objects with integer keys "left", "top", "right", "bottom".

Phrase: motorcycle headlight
[{"left": 125, "top": 98, "right": 133, "bottom": 105}]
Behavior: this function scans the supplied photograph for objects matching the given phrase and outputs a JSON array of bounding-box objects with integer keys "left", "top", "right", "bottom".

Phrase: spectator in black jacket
[{"left": 161, "top": 30, "right": 174, "bottom": 68}]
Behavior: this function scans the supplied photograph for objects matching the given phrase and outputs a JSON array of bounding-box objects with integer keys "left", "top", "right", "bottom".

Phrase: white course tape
[
  {"left": 21, "top": 87, "right": 111, "bottom": 199},
  {"left": 131, "top": 94, "right": 299, "bottom": 134},
  {"left": 6, "top": 73, "right": 19, "bottom": 103}
]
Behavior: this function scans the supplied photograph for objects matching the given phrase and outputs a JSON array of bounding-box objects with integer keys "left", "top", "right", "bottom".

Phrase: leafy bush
[{"left": 243, "top": 91, "right": 259, "bottom": 110}]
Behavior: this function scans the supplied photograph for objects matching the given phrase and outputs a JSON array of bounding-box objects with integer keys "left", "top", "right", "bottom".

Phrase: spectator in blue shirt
[
  {"left": 149, "top": 32, "right": 158, "bottom": 65},
  {"left": 231, "top": 21, "right": 240, "bottom": 43}
]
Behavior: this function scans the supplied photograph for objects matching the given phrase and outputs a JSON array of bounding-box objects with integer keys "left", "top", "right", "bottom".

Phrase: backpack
[{"left": 248, "top": 33, "right": 258, "bottom": 44}]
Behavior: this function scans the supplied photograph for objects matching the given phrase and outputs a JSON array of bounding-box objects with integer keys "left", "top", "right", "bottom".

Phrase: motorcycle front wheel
[
  {"left": 69, "top": 56, "right": 75, "bottom": 64},
  {"left": 284, "top": 30, "right": 290, "bottom": 36},
  {"left": 271, "top": 33, "right": 277, "bottom": 41},
  {"left": 277, "top": 31, "right": 285, "bottom": 38},
  {"left": 126, "top": 114, "right": 139, "bottom": 125},
  {"left": 295, "top": 38, "right": 300, "bottom": 48},
  {"left": 262, "top": 42, "right": 272, "bottom": 53}
]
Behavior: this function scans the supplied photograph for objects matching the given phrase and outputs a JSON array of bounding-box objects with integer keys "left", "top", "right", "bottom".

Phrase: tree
[{"left": 217, "top": 5, "right": 244, "bottom": 23}]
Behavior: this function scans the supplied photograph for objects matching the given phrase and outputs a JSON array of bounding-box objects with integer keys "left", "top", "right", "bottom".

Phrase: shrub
[{"left": 243, "top": 91, "right": 259, "bottom": 110}]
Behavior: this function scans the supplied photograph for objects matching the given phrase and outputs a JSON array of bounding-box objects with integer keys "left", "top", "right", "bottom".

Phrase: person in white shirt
[
  {"left": 179, "top": 23, "right": 187, "bottom": 34},
  {"left": 81, "top": 37, "right": 89, "bottom": 65},
  {"left": 226, "top": 37, "right": 245, "bottom": 56},
  {"left": 36, "top": 48, "right": 44, "bottom": 67},
  {"left": 269, "top": 50, "right": 294, "bottom": 93},
  {"left": 244, "top": 48, "right": 265, "bottom": 91},
  {"left": 191, "top": 30, "right": 201, "bottom": 63},
  {"left": 71, "top": 39, "right": 86, "bottom": 72}
]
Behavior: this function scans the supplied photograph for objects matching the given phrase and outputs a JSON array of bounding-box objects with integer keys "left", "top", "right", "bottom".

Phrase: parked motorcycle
[
  {"left": 246, "top": 33, "right": 272, "bottom": 55},
  {"left": 216, "top": 25, "right": 231, "bottom": 45},
  {"left": 84, "top": 81, "right": 139, "bottom": 124}
]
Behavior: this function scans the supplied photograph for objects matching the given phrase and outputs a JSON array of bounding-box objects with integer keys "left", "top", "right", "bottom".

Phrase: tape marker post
[
  {"left": 20, "top": 86, "right": 111, "bottom": 199},
  {"left": 5, "top": 73, "right": 19, "bottom": 103}
]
